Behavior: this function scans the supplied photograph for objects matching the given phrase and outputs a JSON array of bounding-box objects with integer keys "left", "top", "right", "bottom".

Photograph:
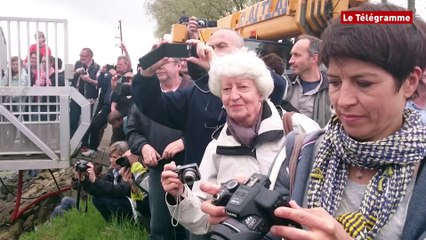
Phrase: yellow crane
[{"left": 170, "top": 0, "right": 368, "bottom": 43}]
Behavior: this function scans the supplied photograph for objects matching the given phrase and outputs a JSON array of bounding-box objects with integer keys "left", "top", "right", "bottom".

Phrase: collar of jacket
[
  {"left": 215, "top": 100, "right": 284, "bottom": 156},
  {"left": 289, "top": 71, "right": 329, "bottom": 92}
]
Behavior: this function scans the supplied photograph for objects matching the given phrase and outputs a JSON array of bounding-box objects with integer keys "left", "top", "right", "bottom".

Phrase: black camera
[
  {"left": 115, "top": 156, "right": 131, "bottom": 168},
  {"left": 196, "top": 19, "right": 217, "bottom": 28},
  {"left": 74, "top": 160, "right": 90, "bottom": 173},
  {"left": 174, "top": 163, "right": 201, "bottom": 186},
  {"left": 139, "top": 43, "right": 197, "bottom": 70},
  {"left": 106, "top": 64, "right": 115, "bottom": 71},
  {"left": 209, "top": 173, "right": 301, "bottom": 240}
]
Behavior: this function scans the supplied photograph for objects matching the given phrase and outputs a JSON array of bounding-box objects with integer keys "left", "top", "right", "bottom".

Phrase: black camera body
[
  {"left": 106, "top": 64, "right": 115, "bottom": 71},
  {"left": 209, "top": 173, "right": 300, "bottom": 240},
  {"left": 115, "top": 156, "right": 131, "bottom": 168},
  {"left": 174, "top": 163, "right": 201, "bottom": 186},
  {"left": 196, "top": 19, "right": 217, "bottom": 28},
  {"left": 139, "top": 43, "right": 197, "bottom": 70},
  {"left": 74, "top": 160, "right": 90, "bottom": 173}
]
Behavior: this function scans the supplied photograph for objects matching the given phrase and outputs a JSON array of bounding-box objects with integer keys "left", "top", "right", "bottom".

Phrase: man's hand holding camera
[
  {"left": 76, "top": 67, "right": 86, "bottom": 75},
  {"left": 187, "top": 16, "right": 200, "bottom": 40},
  {"left": 186, "top": 39, "right": 214, "bottom": 70}
]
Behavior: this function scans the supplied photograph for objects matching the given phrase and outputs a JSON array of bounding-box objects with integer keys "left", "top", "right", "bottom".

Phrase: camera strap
[{"left": 76, "top": 180, "right": 88, "bottom": 213}]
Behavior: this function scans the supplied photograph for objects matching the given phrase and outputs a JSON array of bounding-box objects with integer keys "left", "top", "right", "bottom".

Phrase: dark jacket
[
  {"left": 126, "top": 72, "right": 192, "bottom": 170},
  {"left": 126, "top": 104, "right": 185, "bottom": 170},
  {"left": 132, "top": 72, "right": 225, "bottom": 165},
  {"left": 269, "top": 70, "right": 286, "bottom": 106},
  {"left": 97, "top": 71, "right": 113, "bottom": 112},
  {"left": 73, "top": 168, "right": 131, "bottom": 198},
  {"left": 71, "top": 60, "right": 100, "bottom": 99}
]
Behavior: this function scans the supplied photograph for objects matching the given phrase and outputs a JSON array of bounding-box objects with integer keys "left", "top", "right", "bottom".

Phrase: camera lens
[
  {"left": 182, "top": 169, "right": 197, "bottom": 186},
  {"left": 197, "top": 20, "right": 206, "bottom": 28}
]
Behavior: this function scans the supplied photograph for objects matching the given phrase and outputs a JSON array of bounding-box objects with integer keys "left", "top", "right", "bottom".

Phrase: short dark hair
[
  {"left": 261, "top": 53, "right": 285, "bottom": 75},
  {"left": 321, "top": 3, "right": 426, "bottom": 93}
]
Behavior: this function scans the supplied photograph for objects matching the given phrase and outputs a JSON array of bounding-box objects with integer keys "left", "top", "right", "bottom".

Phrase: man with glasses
[
  {"left": 285, "top": 35, "right": 331, "bottom": 127},
  {"left": 70, "top": 48, "right": 100, "bottom": 137}
]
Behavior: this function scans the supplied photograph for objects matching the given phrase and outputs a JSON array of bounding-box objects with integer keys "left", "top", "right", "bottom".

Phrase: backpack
[
  {"left": 277, "top": 106, "right": 321, "bottom": 136},
  {"left": 270, "top": 129, "right": 325, "bottom": 204}
]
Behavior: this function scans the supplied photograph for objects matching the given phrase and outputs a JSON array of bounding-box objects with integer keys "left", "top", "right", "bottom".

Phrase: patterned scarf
[{"left": 307, "top": 109, "right": 426, "bottom": 239}]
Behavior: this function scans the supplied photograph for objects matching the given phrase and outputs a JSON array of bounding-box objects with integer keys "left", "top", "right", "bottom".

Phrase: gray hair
[
  {"left": 109, "top": 141, "right": 129, "bottom": 156},
  {"left": 208, "top": 50, "right": 273, "bottom": 99}
]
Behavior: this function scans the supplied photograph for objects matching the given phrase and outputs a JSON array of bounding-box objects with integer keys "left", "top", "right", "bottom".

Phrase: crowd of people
[{"left": 2, "top": 2, "right": 426, "bottom": 240}]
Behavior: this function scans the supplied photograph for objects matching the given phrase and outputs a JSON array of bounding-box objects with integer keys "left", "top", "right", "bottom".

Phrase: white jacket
[{"left": 166, "top": 100, "right": 321, "bottom": 235}]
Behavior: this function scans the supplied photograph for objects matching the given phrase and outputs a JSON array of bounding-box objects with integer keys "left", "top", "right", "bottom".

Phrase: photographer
[
  {"left": 70, "top": 48, "right": 100, "bottom": 137},
  {"left": 81, "top": 56, "right": 132, "bottom": 157},
  {"left": 160, "top": 51, "right": 319, "bottom": 238},
  {"left": 72, "top": 141, "right": 150, "bottom": 229}
]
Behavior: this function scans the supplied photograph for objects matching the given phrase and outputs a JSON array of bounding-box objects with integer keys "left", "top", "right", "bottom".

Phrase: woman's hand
[
  {"left": 270, "top": 201, "right": 353, "bottom": 240},
  {"left": 161, "top": 161, "right": 184, "bottom": 199},
  {"left": 200, "top": 182, "right": 227, "bottom": 225}
]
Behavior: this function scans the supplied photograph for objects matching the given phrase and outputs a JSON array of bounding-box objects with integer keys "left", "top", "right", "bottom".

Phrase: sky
[
  {"left": 0, "top": 0, "right": 157, "bottom": 70},
  {"left": 1, "top": 0, "right": 426, "bottom": 71}
]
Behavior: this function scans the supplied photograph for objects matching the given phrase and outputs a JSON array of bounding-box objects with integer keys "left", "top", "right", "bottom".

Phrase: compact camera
[
  {"left": 196, "top": 19, "right": 217, "bottom": 28},
  {"left": 178, "top": 16, "right": 217, "bottom": 28},
  {"left": 174, "top": 163, "right": 201, "bottom": 186},
  {"left": 74, "top": 160, "right": 90, "bottom": 173},
  {"left": 115, "top": 156, "right": 131, "bottom": 168},
  {"left": 209, "top": 173, "right": 301, "bottom": 240}
]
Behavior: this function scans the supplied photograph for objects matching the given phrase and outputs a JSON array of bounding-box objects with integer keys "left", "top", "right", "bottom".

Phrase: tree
[{"left": 145, "top": 0, "right": 258, "bottom": 38}]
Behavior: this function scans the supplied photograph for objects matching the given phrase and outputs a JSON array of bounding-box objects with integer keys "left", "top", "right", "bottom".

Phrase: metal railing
[{"left": 0, "top": 17, "right": 89, "bottom": 171}]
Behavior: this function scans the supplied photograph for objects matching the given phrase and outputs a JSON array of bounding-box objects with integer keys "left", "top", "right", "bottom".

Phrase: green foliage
[
  {"left": 20, "top": 202, "right": 148, "bottom": 240},
  {"left": 144, "top": 0, "right": 259, "bottom": 38}
]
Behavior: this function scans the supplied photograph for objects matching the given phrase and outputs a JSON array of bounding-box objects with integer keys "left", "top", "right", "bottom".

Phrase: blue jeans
[{"left": 149, "top": 167, "right": 188, "bottom": 240}]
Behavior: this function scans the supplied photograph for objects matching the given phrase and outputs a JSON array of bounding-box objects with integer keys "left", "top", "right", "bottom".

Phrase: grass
[{"left": 20, "top": 200, "right": 149, "bottom": 240}]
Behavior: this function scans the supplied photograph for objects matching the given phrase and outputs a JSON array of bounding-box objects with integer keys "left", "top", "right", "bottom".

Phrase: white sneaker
[{"left": 81, "top": 149, "right": 96, "bottom": 157}]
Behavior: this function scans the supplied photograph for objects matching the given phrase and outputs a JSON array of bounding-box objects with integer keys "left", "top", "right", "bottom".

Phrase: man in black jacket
[{"left": 127, "top": 57, "right": 192, "bottom": 240}]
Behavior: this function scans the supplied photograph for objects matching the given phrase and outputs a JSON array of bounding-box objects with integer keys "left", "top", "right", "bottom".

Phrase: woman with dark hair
[
  {"left": 269, "top": 3, "right": 426, "bottom": 240},
  {"left": 201, "top": 3, "right": 426, "bottom": 240}
]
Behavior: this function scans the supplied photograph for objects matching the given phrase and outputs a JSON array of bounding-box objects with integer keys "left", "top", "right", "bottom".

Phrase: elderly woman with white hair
[{"left": 160, "top": 50, "right": 318, "bottom": 236}]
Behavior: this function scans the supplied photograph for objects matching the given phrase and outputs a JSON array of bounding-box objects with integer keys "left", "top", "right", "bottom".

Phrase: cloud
[{"left": 0, "top": 0, "right": 157, "bottom": 70}]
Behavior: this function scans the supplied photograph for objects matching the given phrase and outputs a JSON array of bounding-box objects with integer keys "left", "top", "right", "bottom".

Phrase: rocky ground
[{"left": 0, "top": 168, "right": 74, "bottom": 240}]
